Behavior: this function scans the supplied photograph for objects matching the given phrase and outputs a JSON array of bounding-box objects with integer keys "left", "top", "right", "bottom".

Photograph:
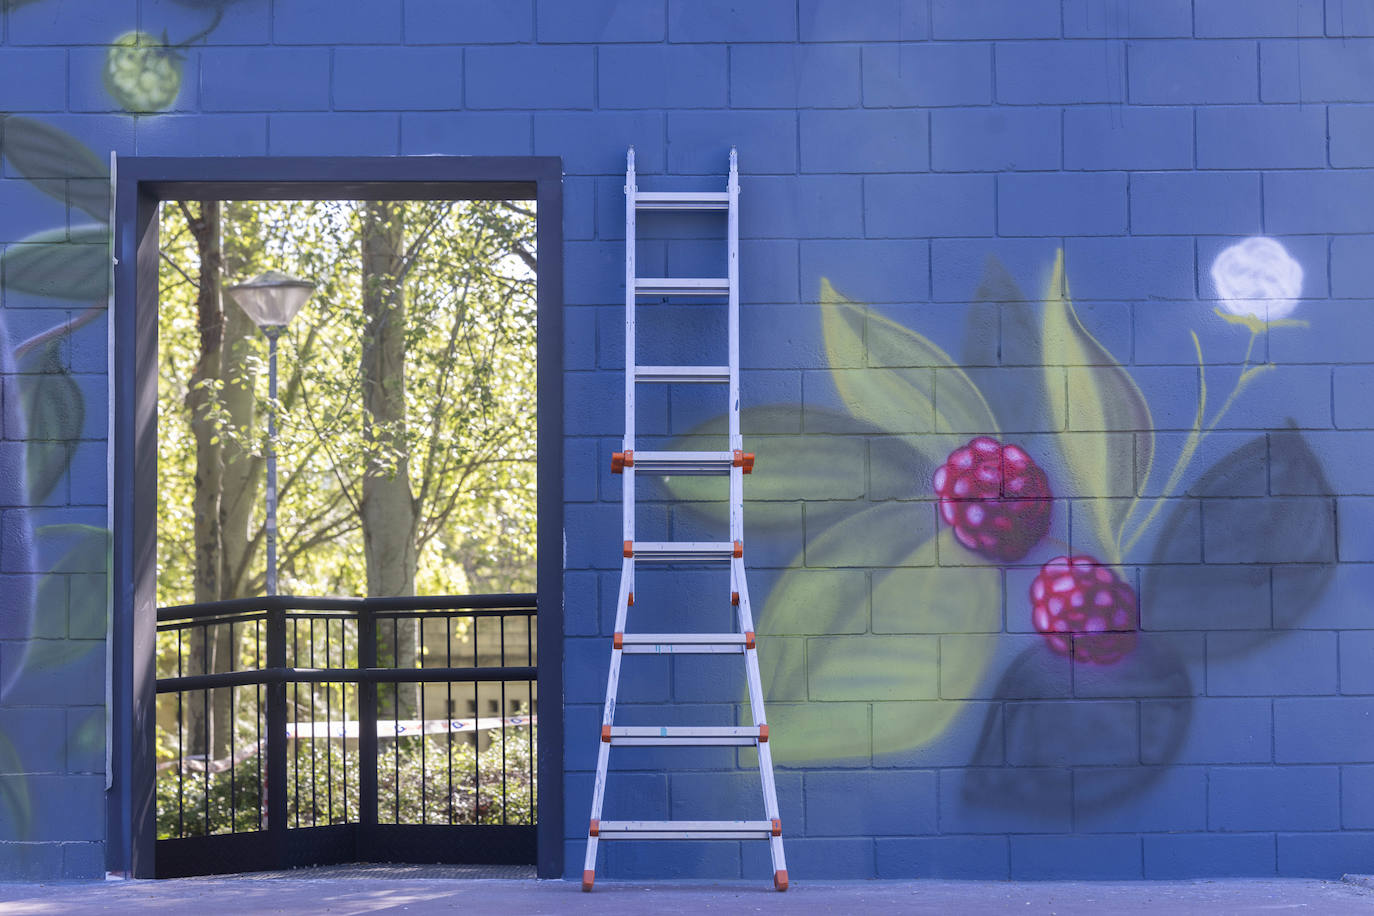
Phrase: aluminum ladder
[{"left": 581, "top": 147, "right": 788, "bottom": 892}]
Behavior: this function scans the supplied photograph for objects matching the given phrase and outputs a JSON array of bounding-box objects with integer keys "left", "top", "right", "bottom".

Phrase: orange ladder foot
[
  {"left": 582, "top": 869, "right": 595, "bottom": 891},
  {"left": 774, "top": 869, "right": 788, "bottom": 892}
]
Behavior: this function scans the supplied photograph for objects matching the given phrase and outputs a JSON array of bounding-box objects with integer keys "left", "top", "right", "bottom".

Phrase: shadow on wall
[{"left": 673, "top": 240, "right": 1333, "bottom": 818}]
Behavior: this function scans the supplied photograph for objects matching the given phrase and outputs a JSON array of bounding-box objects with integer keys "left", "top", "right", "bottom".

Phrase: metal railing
[{"left": 153, "top": 594, "right": 537, "bottom": 876}]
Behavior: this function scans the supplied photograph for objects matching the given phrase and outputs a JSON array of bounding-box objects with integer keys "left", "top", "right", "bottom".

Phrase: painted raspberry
[
  {"left": 933, "top": 436, "right": 1052, "bottom": 562},
  {"left": 1031, "top": 556, "right": 1138, "bottom": 665},
  {"left": 104, "top": 31, "right": 185, "bottom": 114}
]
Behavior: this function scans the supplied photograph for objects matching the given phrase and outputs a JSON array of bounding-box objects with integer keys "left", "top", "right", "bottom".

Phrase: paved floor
[{"left": 0, "top": 875, "right": 1372, "bottom": 915}]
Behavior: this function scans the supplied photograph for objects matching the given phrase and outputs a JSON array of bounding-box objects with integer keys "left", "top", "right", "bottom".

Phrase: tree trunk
[
  {"left": 359, "top": 201, "right": 419, "bottom": 714},
  {"left": 219, "top": 202, "right": 262, "bottom": 600},
  {"left": 182, "top": 200, "right": 233, "bottom": 759}
]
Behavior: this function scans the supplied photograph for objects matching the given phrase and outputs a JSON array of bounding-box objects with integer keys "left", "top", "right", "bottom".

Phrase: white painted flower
[{"left": 1210, "top": 236, "right": 1303, "bottom": 322}]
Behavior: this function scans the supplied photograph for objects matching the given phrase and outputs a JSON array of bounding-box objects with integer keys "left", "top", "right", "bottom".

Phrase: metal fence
[{"left": 153, "top": 594, "right": 537, "bottom": 877}]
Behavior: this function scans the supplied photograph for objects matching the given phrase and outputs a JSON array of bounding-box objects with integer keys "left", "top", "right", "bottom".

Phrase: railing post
[
  {"left": 358, "top": 602, "right": 379, "bottom": 849},
  {"left": 266, "top": 599, "right": 289, "bottom": 861}
]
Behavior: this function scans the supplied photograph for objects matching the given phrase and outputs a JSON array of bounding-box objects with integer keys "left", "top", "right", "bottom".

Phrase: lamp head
[{"left": 225, "top": 270, "right": 315, "bottom": 328}]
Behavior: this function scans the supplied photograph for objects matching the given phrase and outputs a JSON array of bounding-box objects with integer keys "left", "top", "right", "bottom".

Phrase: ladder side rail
[
  {"left": 624, "top": 148, "right": 638, "bottom": 550},
  {"left": 585, "top": 556, "right": 635, "bottom": 879},
  {"left": 734, "top": 566, "right": 784, "bottom": 829},
  {"left": 726, "top": 149, "right": 743, "bottom": 548}
]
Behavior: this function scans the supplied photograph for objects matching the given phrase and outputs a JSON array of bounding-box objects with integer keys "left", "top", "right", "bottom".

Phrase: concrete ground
[{"left": 0, "top": 873, "right": 1373, "bottom": 915}]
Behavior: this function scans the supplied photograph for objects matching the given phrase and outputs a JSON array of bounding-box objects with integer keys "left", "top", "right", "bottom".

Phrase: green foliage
[
  {"left": 0, "top": 115, "right": 110, "bottom": 218},
  {"left": 0, "top": 224, "right": 109, "bottom": 300},
  {"left": 18, "top": 339, "right": 84, "bottom": 504}
]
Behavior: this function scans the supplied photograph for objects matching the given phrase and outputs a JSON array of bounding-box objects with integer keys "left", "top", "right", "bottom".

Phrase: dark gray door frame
[{"left": 109, "top": 156, "right": 564, "bottom": 878}]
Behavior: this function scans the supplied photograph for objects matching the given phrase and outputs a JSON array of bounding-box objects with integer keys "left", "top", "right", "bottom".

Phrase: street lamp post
[{"left": 225, "top": 271, "right": 314, "bottom": 595}]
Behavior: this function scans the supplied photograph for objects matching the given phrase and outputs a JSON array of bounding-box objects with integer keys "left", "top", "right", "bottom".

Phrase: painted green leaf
[
  {"left": 0, "top": 116, "right": 110, "bottom": 220},
  {"left": 18, "top": 339, "right": 84, "bottom": 504},
  {"left": 2, "top": 224, "right": 110, "bottom": 300},
  {"left": 1042, "top": 250, "right": 1151, "bottom": 563},
  {"left": 22, "top": 526, "right": 109, "bottom": 672},
  {"left": 821, "top": 278, "right": 996, "bottom": 453},
  {"left": 0, "top": 732, "right": 31, "bottom": 840},
  {"left": 760, "top": 523, "right": 998, "bottom": 764}
]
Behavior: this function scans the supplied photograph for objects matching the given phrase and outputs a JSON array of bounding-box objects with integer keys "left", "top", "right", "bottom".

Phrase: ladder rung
[
  {"left": 635, "top": 366, "right": 730, "bottom": 384},
  {"left": 594, "top": 820, "right": 776, "bottom": 840},
  {"left": 627, "top": 541, "right": 741, "bottom": 563},
  {"left": 623, "top": 450, "right": 734, "bottom": 475},
  {"left": 635, "top": 277, "right": 730, "bottom": 297},
  {"left": 606, "top": 726, "right": 763, "bottom": 746},
  {"left": 634, "top": 191, "right": 729, "bottom": 211},
  {"left": 620, "top": 632, "right": 752, "bottom": 654}
]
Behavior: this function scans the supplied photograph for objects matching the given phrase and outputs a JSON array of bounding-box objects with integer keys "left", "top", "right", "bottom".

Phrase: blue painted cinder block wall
[{"left": 2, "top": 0, "right": 1374, "bottom": 882}]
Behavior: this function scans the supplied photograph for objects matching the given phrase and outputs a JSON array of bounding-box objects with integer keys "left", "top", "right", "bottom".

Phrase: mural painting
[{"left": 673, "top": 239, "right": 1331, "bottom": 818}]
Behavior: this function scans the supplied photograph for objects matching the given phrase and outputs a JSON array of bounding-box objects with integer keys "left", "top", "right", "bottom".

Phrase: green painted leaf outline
[
  {"left": 0, "top": 116, "right": 110, "bottom": 221},
  {"left": 1042, "top": 250, "right": 1152, "bottom": 564},
  {"left": 1, "top": 224, "right": 110, "bottom": 300},
  {"left": 821, "top": 277, "right": 998, "bottom": 455},
  {"left": 18, "top": 338, "right": 84, "bottom": 504}
]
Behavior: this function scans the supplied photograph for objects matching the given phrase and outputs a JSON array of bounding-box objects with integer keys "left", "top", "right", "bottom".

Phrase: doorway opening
[{"left": 109, "top": 158, "right": 563, "bottom": 879}]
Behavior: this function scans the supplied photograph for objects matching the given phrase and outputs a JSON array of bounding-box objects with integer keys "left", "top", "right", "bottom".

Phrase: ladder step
[
  {"left": 626, "top": 541, "right": 741, "bottom": 563},
  {"left": 620, "top": 632, "right": 752, "bottom": 654},
  {"left": 605, "top": 725, "right": 765, "bottom": 746},
  {"left": 635, "top": 366, "right": 729, "bottom": 384},
  {"left": 635, "top": 277, "right": 730, "bottom": 297},
  {"left": 634, "top": 191, "right": 729, "bottom": 211},
  {"left": 594, "top": 820, "right": 777, "bottom": 841},
  {"left": 621, "top": 450, "right": 733, "bottom": 475}
]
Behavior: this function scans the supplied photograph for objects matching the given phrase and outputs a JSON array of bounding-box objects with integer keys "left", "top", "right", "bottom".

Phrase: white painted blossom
[{"left": 1210, "top": 236, "right": 1304, "bottom": 321}]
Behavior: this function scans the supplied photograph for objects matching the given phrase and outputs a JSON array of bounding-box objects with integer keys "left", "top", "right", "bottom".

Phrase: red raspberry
[
  {"left": 1030, "top": 556, "right": 1138, "bottom": 665},
  {"left": 933, "top": 436, "right": 1052, "bottom": 562}
]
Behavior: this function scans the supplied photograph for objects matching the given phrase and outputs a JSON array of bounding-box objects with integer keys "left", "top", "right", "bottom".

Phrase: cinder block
[
  {"left": 61, "top": 842, "right": 104, "bottom": 879},
  {"left": 267, "top": 114, "right": 399, "bottom": 157},
  {"left": 1187, "top": 367, "right": 1330, "bottom": 431},
  {"left": 942, "top": 635, "right": 1072, "bottom": 699},
  {"left": 874, "top": 568, "right": 1000, "bottom": 634},
  {"left": 200, "top": 49, "right": 330, "bottom": 111},
  {"left": 2, "top": 115, "right": 135, "bottom": 174},
  {"left": 1343, "top": 497, "right": 1374, "bottom": 562},
  {"left": 940, "top": 767, "right": 1073, "bottom": 833},
  {"left": 1064, "top": 107, "right": 1192, "bottom": 171},
  {"left": 0, "top": 50, "right": 65, "bottom": 110},
  {"left": 0, "top": 774, "right": 103, "bottom": 841},
  {"left": 672, "top": 770, "right": 803, "bottom": 829},
  {"left": 1197, "top": 106, "right": 1326, "bottom": 169},
  {"left": 954, "top": 367, "right": 1059, "bottom": 432},
  {"left": 1130, "top": 173, "right": 1262, "bottom": 236},
  {"left": 931, "top": 108, "right": 1059, "bottom": 172},
  {"left": 1003, "top": 700, "right": 1139, "bottom": 766},
  {"left": 995, "top": 42, "right": 1126, "bottom": 105},
  {"left": 998, "top": 173, "right": 1127, "bottom": 237},
  {"left": 1331, "top": 237, "right": 1374, "bottom": 298},
  {"left": 600, "top": 46, "right": 726, "bottom": 110},
  {"left": 1277, "top": 831, "right": 1374, "bottom": 877},
  {"left": 535, "top": 112, "right": 663, "bottom": 175},
  {"left": 0, "top": 709, "right": 64, "bottom": 773},
  {"left": 560, "top": 502, "right": 622, "bottom": 567},
  {"left": 1129, "top": 40, "right": 1259, "bottom": 104},
  {"left": 1342, "top": 765, "right": 1374, "bottom": 827},
  {"left": 873, "top": 701, "right": 1002, "bottom": 768},
  {"left": 273, "top": 0, "right": 400, "bottom": 43},
  {"left": 334, "top": 49, "right": 461, "bottom": 111},
  {"left": 562, "top": 637, "right": 670, "bottom": 704},
  {"left": 1331, "top": 107, "right": 1374, "bottom": 166},
  {"left": 865, "top": 174, "right": 995, "bottom": 238},
  {"left": 800, "top": 239, "right": 930, "bottom": 303},
  {"left": 1141, "top": 566, "right": 1270, "bottom": 631},
  {"left": 1196, "top": 0, "right": 1324, "bottom": 36},
  {"left": 863, "top": 44, "right": 993, "bottom": 107},
  {"left": 1271, "top": 302, "right": 1373, "bottom": 363},
  {"left": 932, "top": 0, "right": 1059, "bottom": 39},
  {"left": 1275, "top": 562, "right": 1374, "bottom": 630},
  {"left": 135, "top": 115, "right": 268, "bottom": 157},
  {"left": 564, "top": 772, "right": 667, "bottom": 839},
  {"left": 667, "top": 0, "right": 796, "bottom": 42},
  {"left": 0, "top": 843, "right": 62, "bottom": 880},
  {"left": 741, "top": 176, "right": 863, "bottom": 240},
  {"left": 605, "top": 838, "right": 740, "bottom": 879},
  {"left": 142, "top": 0, "right": 272, "bottom": 44},
  {"left": 801, "top": 110, "right": 929, "bottom": 173},
  {"left": 804, "top": 769, "right": 937, "bottom": 835},
  {"left": 1210, "top": 765, "right": 1339, "bottom": 830},
  {"left": 1208, "top": 631, "right": 1338, "bottom": 696},
  {"left": 1335, "top": 368, "right": 1374, "bottom": 431},
  {"left": 1275, "top": 697, "right": 1374, "bottom": 762},
  {"left": 72, "top": 46, "right": 196, "bottom": 113},
  {"left": 807, "top": 635, "right": 938, "bottom": 701},
  {"left": 875, "top": 836, "right": 1009, "bottom": 878},
  {"left": 8, "top": 0, "right": 135, "bottom": 44},
  {"left": 466, "top": 47, "right": 594, "bottom": 110},
  {"left": 931, "top": 238, "right": 1058, "bottom": 303},
  {"left": 1063, "top": 0, "right": 1191, "bottom": 37},
  {"left": 730, "top": 45, "right": 861, "bottom": 109},
  {"left": 667, "top": 112, "right": 798, "bottom": 175},
  {"left": 1262, "top": 39, "right": 1374, "bottom": 102},
  {"left": 1076, "top": 767, "right": 1208, "bottom": 833},
  {"left": 1010, "top": 835, "right": 1142, "bottom": 879},
  {"left": 800, "top": 0, "right": 929, "bottom": 42},
  {"left": 743, "top": 837, "right": 873, "bottom": 879},
  {"left": 1327, "top": 0, "right": 1374, "bottom": 36},
  {"left": 1063, "top": 236, "right": 1195, "bottom": 301},
  {"left": 1143, "top": 833, "right": 1277, "bottom": 878},
  {"left": 746, "top": 701, "right": 871, "bottom": 770},
  {"left": 537, "top": 0, "right": 665, "bottom": 42},
  {"left": 405, "top": 0, "right": 532, "bottom": 42}
]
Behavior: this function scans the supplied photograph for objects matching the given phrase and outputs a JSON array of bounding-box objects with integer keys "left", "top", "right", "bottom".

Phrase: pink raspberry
[
  {"left": 1030, "top": 556, "right": 1138, "bottom": 665},
  {"left": 933, "top": 436, "right": 1052, "bottom": 562}
]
